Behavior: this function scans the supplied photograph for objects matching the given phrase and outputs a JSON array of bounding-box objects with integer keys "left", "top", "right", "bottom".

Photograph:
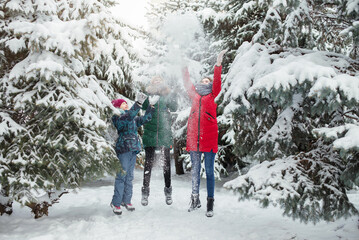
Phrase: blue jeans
[
  {"left": 112, "top": 151, "right": 137, "bottom": 206},
  {"left": 190, "top": 150, "right": 216, "bottom": 198}
]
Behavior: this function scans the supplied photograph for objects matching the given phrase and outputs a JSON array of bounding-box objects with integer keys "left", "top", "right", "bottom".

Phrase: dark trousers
[{"left": 143, "top": 147, "right": 171, "bottom": 188}]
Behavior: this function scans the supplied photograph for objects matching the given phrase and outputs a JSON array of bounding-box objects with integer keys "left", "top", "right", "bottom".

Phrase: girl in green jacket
[{"left": 141, "top": 76, "right": 178, "bottom": 206}]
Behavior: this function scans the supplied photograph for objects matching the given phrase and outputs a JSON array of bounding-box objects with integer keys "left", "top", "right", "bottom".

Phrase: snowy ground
[{"left": 1, "top": 163, "right": 359, "bottom": 240}]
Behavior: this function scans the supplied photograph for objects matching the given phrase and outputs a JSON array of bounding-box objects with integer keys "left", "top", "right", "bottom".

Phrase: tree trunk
[
  {"left": 0, "top": 202, "right": 13, "bottom": 216},
  {"left": 0, "top": 188, "right": 13, "bottom": 216}
]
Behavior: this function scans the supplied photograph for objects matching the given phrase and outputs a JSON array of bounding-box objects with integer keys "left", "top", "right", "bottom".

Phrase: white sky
[{"left": 112, "top": 0, "right": 149, "bottom": 28}]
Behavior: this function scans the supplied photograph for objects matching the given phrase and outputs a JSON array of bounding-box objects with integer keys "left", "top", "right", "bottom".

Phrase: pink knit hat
[{"left": 111, "top": 99, "right": 127, "bottom": 108}]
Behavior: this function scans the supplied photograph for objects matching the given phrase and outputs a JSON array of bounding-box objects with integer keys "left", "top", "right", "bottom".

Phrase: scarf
[{"left": 194, "top": 83, "right": 213, "bottom": 96}]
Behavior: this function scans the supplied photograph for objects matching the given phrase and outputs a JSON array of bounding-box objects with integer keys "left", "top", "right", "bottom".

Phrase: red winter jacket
[{"left": 182, "top": 65, "right": 222, "bottom": 153}]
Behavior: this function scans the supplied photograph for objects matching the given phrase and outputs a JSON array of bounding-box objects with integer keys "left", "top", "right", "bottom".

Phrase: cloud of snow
[
  {"left": 160, "top": 12, "right": 204, "bottom": 76},
  {"left": 162, "top": 12, "right": 202, "bottom": 51}
]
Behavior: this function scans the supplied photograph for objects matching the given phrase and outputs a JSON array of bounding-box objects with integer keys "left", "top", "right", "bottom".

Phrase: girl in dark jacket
[
  {"left": 141, "top": 76, "right": 178, "bottom": 206},
  {"left": 110, "top": 93, "right": 154, "bottom": 215},
  {"left": 182, "top": 50, "right": 227, "bottom": 217}
]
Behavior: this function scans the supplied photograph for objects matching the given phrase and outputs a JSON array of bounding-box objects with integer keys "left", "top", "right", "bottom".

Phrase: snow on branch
[
  {"left": 314, "top": 124, "right": 359, "bottom": 151},
  {"left": 309, "top": 74, "right": 359, "bottom": 103},
  {"left": 0, "top": 112, "right": 26, "bottom": 136},
  {"left": 346, "top": 0, "right": 359, "bottom": 15},
  {"left": 26, "top": 189, "right": 69, "bottom": 219},
  {"left": 258, "top": 94, "right": 303, "bottom": 144}
]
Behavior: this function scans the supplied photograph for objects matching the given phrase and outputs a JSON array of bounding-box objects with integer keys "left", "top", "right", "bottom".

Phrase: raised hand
[
  {"left": 149, "top": 95, "right": 160, "bottom": 106},
  {"left": 216, "top": 49, "right": 228, "bottom": 66},
  {"left": 135, "top": 92, "right": 148, "bottom": 106}
]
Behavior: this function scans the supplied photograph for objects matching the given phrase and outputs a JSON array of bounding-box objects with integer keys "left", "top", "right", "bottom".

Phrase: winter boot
[
  {"left": 188, "top": 194, "right": 201, "bottom": 212},
  {"left": 164, "top": 186, "right": 173, "bottom": 205},
  {"left": 121, "top": 203, "right": 135, "bottom": 211},
  {"left": 206, "top": 197, "right": 214, "bottom": 217},
  {"left": 141, "top": 186, "right": 150, "bottom": 206},
  {"left": 110, "top": 203, "right": 122, "bottom": 215}
]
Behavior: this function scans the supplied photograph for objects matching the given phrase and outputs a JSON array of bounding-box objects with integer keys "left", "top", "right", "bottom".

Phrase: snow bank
[{"left": 1, "top": 168, "right": 358, "bottom": 240}]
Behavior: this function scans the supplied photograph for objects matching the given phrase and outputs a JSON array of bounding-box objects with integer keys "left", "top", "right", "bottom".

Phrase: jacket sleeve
[
  {"left": 182, "top": 67, "right": 196, "bottom": 99},
  {"left": 142, "top": 97, "right": 149, "bottom": 110},
  {"left": 125, "top": 102, "right": 141, "bottom": 121},
  {"left": 212, "top": 65, "right": 222, "bottom": 97},
  {"left": 112, "top": 103, "right": 141, "bottom": 130},
  {"left": 135, "top": 105, "right": 155, "bottom": 127}
]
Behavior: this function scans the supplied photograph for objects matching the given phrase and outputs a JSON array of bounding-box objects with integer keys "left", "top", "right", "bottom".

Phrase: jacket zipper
[
  {"left": 197, "top": 96, "right": 203, "bottom": 151},
  {"left": 156, "top": 97, "right": 160, "bottom": 147}
]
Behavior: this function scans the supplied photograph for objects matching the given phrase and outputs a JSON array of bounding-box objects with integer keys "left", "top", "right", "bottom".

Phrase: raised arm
[
  {"left": 136, "top": 105, "right": 155, "bottom": 127},
  {"left": 142, "top": 97, "right": 149, "bottom": 110},
  {"left": 182, "top": 67, "right": 196, "bottom": 99},
  {"left": 212, "top": 65, "right": 222, "bottom": 97},
  {"left": 112, "top": 103, "right": 141, "bottom": 130},
  {"left": 212, "top": 49, "right": 227, "bottom": 97},
  {"left": 122, "top": 102, "right": 141, "bottom": 121}
]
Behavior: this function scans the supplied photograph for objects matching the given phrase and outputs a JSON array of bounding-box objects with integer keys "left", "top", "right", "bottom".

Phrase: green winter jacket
[{"left": 142, "top": 93, "right": 177, "bottom": 148}]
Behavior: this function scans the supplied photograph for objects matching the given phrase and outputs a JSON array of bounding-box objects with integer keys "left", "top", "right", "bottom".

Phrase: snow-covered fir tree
[
  {"left": 222, "top": 42, "right": 359, "bottom": 222},
  {"left": 0, "top": 0, "right": 140, "bottom": 218},
  {"left": 214, "top": 0, "right": 359, "bottom": 222}
]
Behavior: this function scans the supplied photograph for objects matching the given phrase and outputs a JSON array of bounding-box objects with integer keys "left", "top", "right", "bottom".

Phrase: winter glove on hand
[
  {"left": 135, "top": 92, "right": 148, "bottom": 107},
  {"left": 149, "top": 95, "right": 160, "bottom": 105},
  {"left": 216, "top": 49, "right": 228, "bottom": 66}
]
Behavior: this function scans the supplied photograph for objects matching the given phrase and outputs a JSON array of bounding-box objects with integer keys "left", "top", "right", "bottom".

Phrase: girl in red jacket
[{"left": 182, "top": 50, "right": 227, "bottom": 217}]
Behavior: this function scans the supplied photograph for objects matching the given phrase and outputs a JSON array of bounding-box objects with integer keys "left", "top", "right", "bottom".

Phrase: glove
[
  {"left": 135, "top": 92, "right": 148, "bottom": 106},
  {"left": 216, "top": 49, "right": 228, "bottom": 66},
  {"left": 149, "top": 95, "right": 160, "bottom": 105}
]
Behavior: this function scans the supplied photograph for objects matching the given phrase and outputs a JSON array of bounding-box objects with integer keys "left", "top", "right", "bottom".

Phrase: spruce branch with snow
[
  {"left": 338, "top": 0, "right": 359, "bottom": 59},
  {"left": 224, "top": 142, "right": 358, "bottom": 223}
]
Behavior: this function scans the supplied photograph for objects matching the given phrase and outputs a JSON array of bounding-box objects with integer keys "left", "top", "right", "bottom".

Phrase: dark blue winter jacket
[{"left": 112, "top": 103, "right": 154, "bottom": 154}]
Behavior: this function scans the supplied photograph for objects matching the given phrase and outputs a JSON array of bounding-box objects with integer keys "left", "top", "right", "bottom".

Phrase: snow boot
[
  {"left": 206, "top": 197, "right": 214, "bottom": 217},
  {"left": 121, "top": 203, "right": 135, "bottom": 211},
  {"left": 141, "top": 186, "right": 150, "bottom": 206},
  {"left": 188, "top": 194, "right": 201, "bottom": 212},
  {"left": 110, "top": 203, "right": 122, "bottom": 215},
  {"left": 164, "top": 186, "right": 173, "bottom": 205}
]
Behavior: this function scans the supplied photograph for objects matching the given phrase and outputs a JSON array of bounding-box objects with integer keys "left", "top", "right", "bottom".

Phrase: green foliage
[
  {"left": 340, "top": 152, "right": 359, "bottom": 188},
  {"left": 338, "top": 0, "right": 359, "bottom": 59}
]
